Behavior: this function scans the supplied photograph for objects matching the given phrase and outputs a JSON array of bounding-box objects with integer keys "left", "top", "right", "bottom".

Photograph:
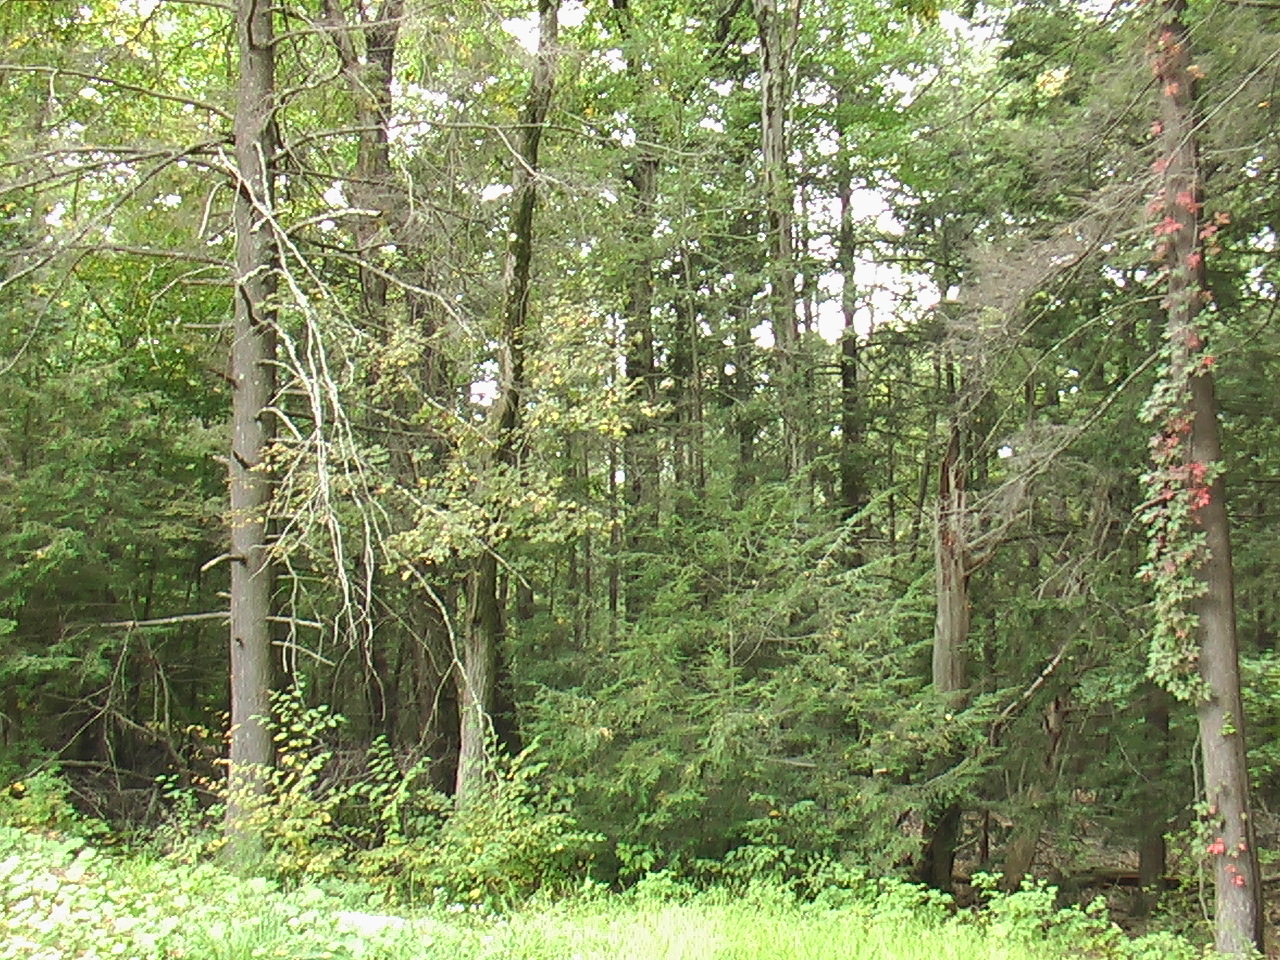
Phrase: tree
[
  {"left": 226, "top": 0, "right": 279, "bottom": 835},
  {"left": 1142, "top": 0, "right": 1263, "bottom": 951},
  {"left": 455, "top": 0, "right": 562, "bottom": 803}
]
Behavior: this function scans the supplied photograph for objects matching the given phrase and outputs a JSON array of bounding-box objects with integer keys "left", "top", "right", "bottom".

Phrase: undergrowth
[
  {"left": 0, "top": 715, "right": 1210, "bottom": 960},
  {"left": 0, "top": 809, "right": 1206, "bottom": 960}
]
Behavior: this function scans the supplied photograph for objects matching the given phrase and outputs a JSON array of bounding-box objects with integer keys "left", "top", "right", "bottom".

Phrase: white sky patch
[
  {"left": 940, "top": 10, "right": 1000, "bottom": 50},
  {"left": 158, "top": 193, "right": 182, "bottom": 208},
  {"left": 472, "top": 378, "right": 497, "bottom": 406},
  {"left": 560, "top": 1, "right": 589, "bottom": 28},
  {"left": 481, "top": 184, "right": 512, "bottom": 202},
  {"left": 44, "top": 203, "right": 66, "bottom": 227},
  {"left": 504, "top": 2, "right": 585, "bottom": 54},
  {"left": 600, "top": 48, "right": 626, "bottom": 73},
  {"left": 323, "top": 183, "right": 348, "bottom": 208},
  {"left": 502, "top": 17, "right": 538, "bottom": 54}
]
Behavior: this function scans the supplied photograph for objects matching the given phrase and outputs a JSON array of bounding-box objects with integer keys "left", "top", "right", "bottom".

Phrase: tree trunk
[
  {"left": 455, "top": 0, "right": 560, "bottom": 803},
  {"left": 920, "top": 382, "right": 969, "bottom": 891},
  {"left": 753, "top": 0, "right": 802, "bottom": 472},
  {"left": 226, "top": 0, "right": 278, "bottom": 838},
  {"left": 1151, "top": 4, "right": 1262, "bottom": 953},
  {"left": 934, "top": 423, "right": 968, "bottom": 697}
]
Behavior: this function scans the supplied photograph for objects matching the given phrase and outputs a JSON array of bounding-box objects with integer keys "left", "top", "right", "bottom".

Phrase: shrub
[{"left": 352, "top": 744, "right": 603, "bottom": 907}]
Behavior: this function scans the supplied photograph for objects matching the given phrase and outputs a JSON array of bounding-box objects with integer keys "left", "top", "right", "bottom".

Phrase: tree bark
[
  {"left": 455, "top": 0, "right": 560, "bottom": 803},
  {"left": 920, "top": 360, "right": 969, "bottom": 892},
  {"left": 1152, "top": 4, "right": 1262, "bottom": 953},
  {"left": 753, "top": 0, "right": 802, "bottom": 472},
  {"left": 226, "top": 0, "right": 278, "bottom": 838},
  {"left": 934, "top": 421, "right": 968, "bottom": 697}
]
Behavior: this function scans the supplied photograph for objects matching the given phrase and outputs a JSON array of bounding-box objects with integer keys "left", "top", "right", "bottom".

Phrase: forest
[{"left": 2, "top": 0, "right": 1280, "bottom": 956}]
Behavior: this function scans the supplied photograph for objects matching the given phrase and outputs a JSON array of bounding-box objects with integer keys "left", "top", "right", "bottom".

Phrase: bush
[
  {"left": 351, "top": 744, "right": 603, "bottom": 907},
  {"left": 199, "top": 692, "right": 599, "bottom": 906},
  {"left": 967, "top": 873, "right": 1200, "bottom": 960},
  {"left": 0, "top": 769, "right": 106, "bottom": 838}
]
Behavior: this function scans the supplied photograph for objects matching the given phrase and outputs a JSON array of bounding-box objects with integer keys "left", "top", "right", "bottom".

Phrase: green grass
[
  {"left": 474, "top": 898, "right": 1057, "bottom": 960},
  {"left": 0, "top": 825, "right": 1199, "bottom": 960}
]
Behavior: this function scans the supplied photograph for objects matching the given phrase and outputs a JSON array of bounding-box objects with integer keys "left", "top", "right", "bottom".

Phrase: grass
[
  {"left": 0, "top": 823, "right": 1200, "bottom": 960},
  {"left": 476, "top": 898, "right": 1059, "bottom": 960}
]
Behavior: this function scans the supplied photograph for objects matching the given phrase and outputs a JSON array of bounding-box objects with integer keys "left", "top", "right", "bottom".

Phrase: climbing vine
[{"left": 1135, "top": 10, "right": 1227, "bottom": 703}]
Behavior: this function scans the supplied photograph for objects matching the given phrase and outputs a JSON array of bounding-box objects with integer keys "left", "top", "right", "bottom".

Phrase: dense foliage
[{"left": 3, "top": 0, "right": 1280, "bottom": 950}]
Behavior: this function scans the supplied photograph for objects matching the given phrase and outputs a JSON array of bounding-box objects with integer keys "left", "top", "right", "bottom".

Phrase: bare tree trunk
[
  {"left": 1151, "top": 5, "right": 1262, "bottom": 953},
  {"left": 226, "top": 0, "right": 278, "bottom": 838},
  {"left": 934, "top": 419, "right": 968, "bottom": 697},
  {"left": 455, "top": 0, "right": 560, "bottom": 803},
  {"left": 753, "top": 0, "right": 802, "bottom": 472},
  {"left": 919, "top": 417, "right": 969, "bottom": 891}
]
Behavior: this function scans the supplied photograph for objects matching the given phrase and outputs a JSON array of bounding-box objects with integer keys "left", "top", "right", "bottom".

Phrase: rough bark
[
  {"left": 753, "top": 0, "right": 802, "bottom": 471},
  {"left": 933, "top": 423, "right": 968, "bottom": 697},
  {"left": 455, "top": 0, "right": 560, "bottom": 803},
  {"left": 1152, "top": 4, "right": 1262, "bottom": 953},
  {"left": 920, "top": 367, "right": 969, "bottom": 892},
  {"left": 226, "top": 0, "right": 278, "bottom": 836}
]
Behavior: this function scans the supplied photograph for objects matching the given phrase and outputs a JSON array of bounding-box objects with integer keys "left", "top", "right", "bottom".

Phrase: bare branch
[{"left": 0, "top": 63, "right": 232, "bottom": 121}]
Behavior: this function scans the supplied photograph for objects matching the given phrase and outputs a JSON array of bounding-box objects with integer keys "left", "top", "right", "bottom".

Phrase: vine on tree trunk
[{"left": 1136, "top": 14, "right": 1228, "bottom": 704}]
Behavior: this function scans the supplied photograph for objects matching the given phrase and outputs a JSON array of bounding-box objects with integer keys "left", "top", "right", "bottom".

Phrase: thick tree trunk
[
  {"left": 753, "top": 0, "right": 802, "bottom": 472},
  {"left": 1151, "top": 5, "right": 1262, "bottom": 953},
  {"left": 934, "top": 424, "right": 968, "bottom": 697},
  {"left": 456, "top": 552, "right": 500, "bottom": 799},
  {"left": 920, "top": 400, "right": 969, "bottom": 891},
  {"left": 226, "top": 0, "right": 278, "bottom": 837},
  {"left": 455, "top": 0, "right": 560, "bottom": 803},
  {"left": 1192, "top": 384, "right": 1261, "bottom": 952}
]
